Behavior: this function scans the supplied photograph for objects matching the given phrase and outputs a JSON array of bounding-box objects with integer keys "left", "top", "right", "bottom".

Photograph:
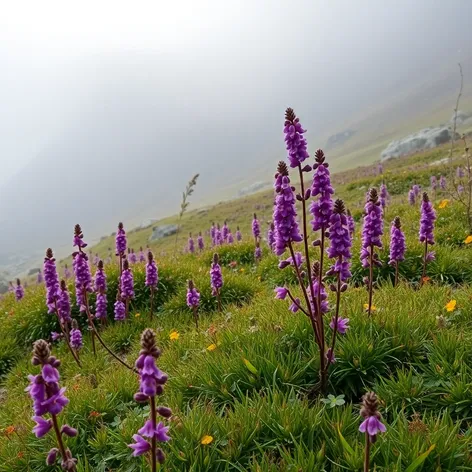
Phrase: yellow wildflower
[
  {"left": 445, "top": 300, "right": 457, "bottom": 312},
  {"left": 207, "top": 344, "right": 217, "bottom": 351},
  {"left": 464, "top": 235, "right": 472, "bottom": 244},
  {"left": 135, "top": 312, "right": 141, "bottom": 318},
  {"left": 363, "top": 304, "right": 376, "bottom": 312},
  {"left": 169, "top": 331, "right": 180, "bottom": 341},
  {"left": 201, "top": 435, "right": 213, "bottom": 445},
  {"left": 438, "top": 199, "right": 449, "bottom": 209}
]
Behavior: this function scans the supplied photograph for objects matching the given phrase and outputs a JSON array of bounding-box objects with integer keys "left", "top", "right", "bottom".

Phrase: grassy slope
[{"left": 2, "top": 143, "right": 472, "bottom": 470}]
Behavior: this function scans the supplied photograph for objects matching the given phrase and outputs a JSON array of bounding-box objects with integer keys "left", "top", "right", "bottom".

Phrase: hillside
[{"left": 2, "top": 139, "right": 472, "bottom": 470}]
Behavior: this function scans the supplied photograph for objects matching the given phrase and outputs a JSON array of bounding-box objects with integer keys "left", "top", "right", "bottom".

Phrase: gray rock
[
  {"left": 28, "top": 267, "right": 41, "bottom": 276},
  {"left": 149, "top": 224, "right": 179, "bottom": 242},
  {"left": 238, "top": 181, "right": 271, "bottom": 197},
  {"left": 140, "top": 218, "right": 159, "bottom": 229},
  {"left": 381, "top": 126, "right": 459, "bottom": 161},
  {"left": 326, "top": 129, "right": 356, "bottom": 149}
]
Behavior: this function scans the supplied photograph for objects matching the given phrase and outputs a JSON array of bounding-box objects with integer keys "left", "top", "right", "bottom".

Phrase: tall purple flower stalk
[
  {"left": 439, "top": 175, "right": 446, "bottom": 190},
  {"left": 73, "top": 225, "right": 134, "bottom": 371},
  {"left": 347, "top": 210, "right": 355, "bottom": 239},
  {"left": 361, "top": 189, "right": 383, "bottom": 316},
  {"left": 430, "top": 175, "right": 438, "bottom": 193},
  {"left": 64, "top": 264, "right": 71, "bottom": 280},
  {"left": 37, "top": 271, "right": 43, "bottom": 285},
  {"left": 408, "top": 188, "right": 416, "bottom": 205},
  {"left": 254, "top": 242, "right": 262, "bottom": 262},
  {"left": 252, "top": 213, "right": 261, "bottom": 243},
  {"left": 186, "top": 280, "right": 200, "bottom": 329},
  {"left": 267, "top": 222, "right": 275, "bottom": 251},
  {"left": 121, "top": 259, "right": 135, "bottom": 316},
  {"left": 236, "top": 226, "right": 242, "bottom": 241},
  {"left": 114, "top": 294, "right": 126, "bottom": 321},
  {"left": 222, "top": 221, "right": 229, "bottom": 242},
  {"left": 272, "top": 161, "right": 302, "bottom": 256},
  {"left": 413, "top": 184, "right": 421, "bottom": 197},
  {"left": 139, "top": 247, "right": 146, "bottom": 263},
  {"left": 44, "top": 250, "right": 80, "bottom": 367},
  {"left": 146, "top": 251, "right": 159, "bottom": 320},
  {"left": 359, "top": 392, "right": 386, "bottom": 472},
  {"left": 130, "top": 249, "right": 138, "bottom": 264},
  {"left": 129, "top": 329, "right": 171, "bottom": 470},
  {"left": 94, "top": 260, "right": 107, "bottom": 321},
  {"left": 26, "top": 340, "right": 77, "bottom": 471},
  {"left": 15, "top": 278, "right": 24, "bottom": 301},
  {"left": 325, "top": 200, "right": 352, "bottom": 371},
  {"left": 379, "top": 183, "right": 389, "bottom": 209},
  {"left": 457, "top": 166, "right": 465, "bottom": 178},
  {"left": 215, "top": 224, "right": 223, "bottom": 246},
  {"left": 197, "top": 232, "right": 204, "bottom": 251},
  {"left": 419, "top": 192, "right": 436, "bottom": 284},
  {"left": 70, "top": 320, "right": 83, "bottom": 351},
  {"left": 210, "top": 253, "right": 223, "bottom": 312},
  {"left": 210, "top": 223, "right": 216, "bottom": 246},
  {"left": 283, "top": 107, "right": 309, "bottom": 168},
  {"left": 188, "top": 233, "right": 195, "bottom": 253},
  {"left": 227, "top": 231, "right": 234, "bottom": 244},
  {"left": 388, "top": 217, "right": 406, "bottom": 286},
  {"left": 116, "top": 222, "right": 127, "bottom": 275}
]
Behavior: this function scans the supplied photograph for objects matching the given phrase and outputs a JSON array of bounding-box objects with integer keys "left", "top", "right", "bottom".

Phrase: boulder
[
  {"left": 149, "top": 224, "right": 179, "bottom": 242},
  {"left": 326, "top": 129, "right": 356, "bottom": 149},
  {"left": 381, "top": 126, "right": 459, "bottom": 161},
  {"left": 238, "top": 181, "right": 271, "bottom": 197}
]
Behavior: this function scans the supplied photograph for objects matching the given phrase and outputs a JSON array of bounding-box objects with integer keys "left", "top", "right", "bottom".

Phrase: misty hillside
[{"left": 1, "top": 1, "right": 472, "bottom": 266}]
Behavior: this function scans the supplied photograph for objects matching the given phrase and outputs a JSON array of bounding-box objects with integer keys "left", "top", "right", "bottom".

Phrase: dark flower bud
[
  {"left": 329, "top": 283, "right": 337, "bottom": 292},
  {"left": 156, "top": 374, "right": 168, "bottom": 385},
  {"left": 278, "top": 260, "right": 290, "bottom": 269},
  {"left": 157, "top": 406, "right": 172, "bottom": 418},
  {"left": 304, "top": 189, "right": 311, "bottom": 200},
  {"left": 312, "top": 239, "right": 321, "bottom": 247},
  {"left": 340, "top": 283, "right": 348, "bottom": 292},
  {"left": 296, "top": 194, "right": 303, "bottom": 202},
  {"left": 61, "top": 425, "right": 78, "bottom": 437},
  {"left": 46, "top": 448, "right": 58, "bottom": 466},
  {"left": 134, "top": 392, "right": 149, "bottom": 403},
  {"left": 156, "top": 447, "right": 166, "bottom": 464},
  {"left": 155, "top": 385, "right": 164, "bottom": 396},
  {"left": 302, "top": 164, "right": 312, "bottom": 172}
]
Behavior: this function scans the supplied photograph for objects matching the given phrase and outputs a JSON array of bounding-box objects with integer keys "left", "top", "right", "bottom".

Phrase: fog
[{"left": 0, "top": 0, "right": 471, "bottom": 264}]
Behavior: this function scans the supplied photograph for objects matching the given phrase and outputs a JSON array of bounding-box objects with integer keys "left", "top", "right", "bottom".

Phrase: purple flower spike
[
  {"left": 198, "top": 232, "right": 204, "bottom": 251},
  {"left": 215, "top": 224, "right": 223, "bottom": 246},
  {"left": 64, "top": 264, "right": 71, "bottom": 280},
  {"left": 408, "top": 188, "right": 416, "bottom": 205},
  {"left": 430, "top": 176, "right": 437, "bottom": 191},
  {"left": 255, "top": 242, "right": 262, "bottom": 261},
  {"left": 210, "top": 223, "right": 216, "bottom": 245},
  {"left": 274, "top": 287, "right": 288, "bottom": 300},
  {"left": 359, "top": 392, "right": 386, "bottom": 441},
  {"left": 222, "top": 221, "right": 229, "bottom": 242},
  {"left": 327, "top": 200, "right": 352, "bottom": 282},
  {"left": 37, "top": 271, "right": 43, "bottom": 285},
  {"left": 188, "top": 233, "right": 195, "bottom": 253},
  {"left": 120, "top": 260, "right": 135, "bottom": 300},
  {"left": 139, "top": 247, "right": 146, "bottom": 263},
  {"left": 15, "top": 279, "right": 25, "bottom": 301},
  {"left": 27, "top": 340, "right": 77, "bottom": 466},
  {"left": 389, "top": 217, "right": 406, "bottom": 265},
  {"left": 58, "top": 281, "right": 72, "bottom": 323},
  {"left": 130, "top": 329, "right": 170, "bottom": 465},
  {"left": 129, "top": 249, "right": 137, "bottom": 264},
  {"left": 457, "top": 167, "right": 465, "bottom": 178},
  {"left": 267, "top": 222, "right": 275, "bottom": 251},
  {"left": 439, "top": 175, "right": 446, "bottom": 190},
  {"left": 70, "top": 320, "right": 83, "bottom": 350},
  {"left": 95, "top": 292, "right": 107, "bottom": 320},
  {"left": 114, "top": 297, "right": 126, "bottom": 321},
  {"left": 145, "top": 251, "right": 158, "bottom": 288},
  {"left": 310, "top": 149, "right": 334, "bottom": 232},
  {"left": 116, "top": 222, "right": 127, "bottom": 256},
  {"left": 210, "top": 253, "right": 223, "bottom": 296},
  {"left": 284, "top": 107, "right": 309, "bottom": 168},
  {"left": 273, "top": 161, "right": 303, "bottom": 256},
  {"left": 227, "top": 232, "right": 234, "bottom": 244},
  {"left": 236, "top": 226, "right": 242, "bottom": 242},
  {"left": 252, "top": 213, "right": 261, "bottom": 240},
  {"left": 379, "top": 183, "right": 389, "bottom": 209},
  {"left": 44, "top": 249, "right": 60, "bottom": 313},
  {"left": 347, "top": 210, "right": 355, "bottom": 238},
  {"left": 186, "top": 280, "right": 200, "bottom": 308},
  {"left": 94, "top": 260, "right": 107, "bottom": 293},
  {"left": 360, "top": 189, "right": 383, "bottom": 268},
  {"left": 413, "top": 184, "right": 421, "bottom": 196},
  {"left": 419, "top": 193, "right": 436, "bottom": 245}
]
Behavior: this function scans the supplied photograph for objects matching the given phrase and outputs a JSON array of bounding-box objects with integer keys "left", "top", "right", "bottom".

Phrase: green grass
[{"left": 2, "top": 144, "right": 472, "bottom": 470}]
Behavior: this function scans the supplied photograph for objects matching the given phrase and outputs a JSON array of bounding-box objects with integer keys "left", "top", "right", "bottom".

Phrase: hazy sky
[
  {"left": 1, "top": 0, "right": 469, "bottom": 186},
  {"left": 0, "top": 0, "right": 471, "bottom": 261}
]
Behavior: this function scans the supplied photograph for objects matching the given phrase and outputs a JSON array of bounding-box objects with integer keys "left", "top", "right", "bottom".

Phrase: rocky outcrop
[{"left": 149, "top": 224, "right": 178, "bottom": 242}]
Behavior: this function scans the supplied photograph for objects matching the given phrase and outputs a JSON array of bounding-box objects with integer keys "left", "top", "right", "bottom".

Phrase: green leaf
[
  {"left": 337, "top": 427, "right": 355, "bottom": 456},
  {"left": 404, "top": 444, "right": 436, "bottom": 472},
  {"left": 242, "top": 358, "right": 258, "bottom": 375}
]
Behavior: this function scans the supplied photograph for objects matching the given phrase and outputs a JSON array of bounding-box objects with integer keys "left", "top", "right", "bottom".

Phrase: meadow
[{"left": 1, "top": 111, "right": 472, "bottom": 471}]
